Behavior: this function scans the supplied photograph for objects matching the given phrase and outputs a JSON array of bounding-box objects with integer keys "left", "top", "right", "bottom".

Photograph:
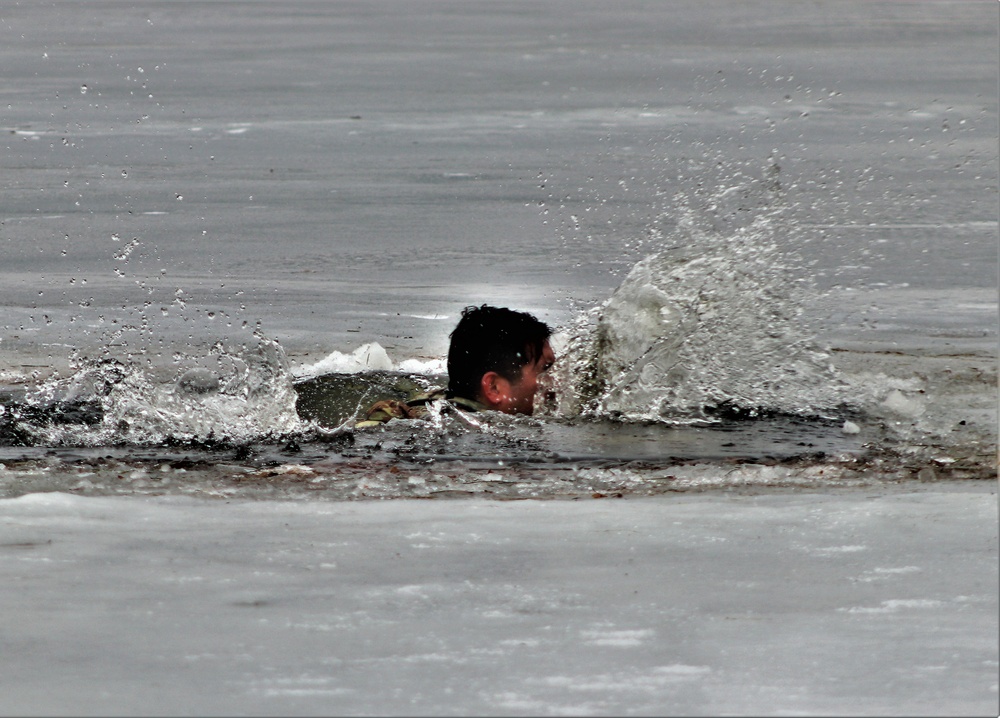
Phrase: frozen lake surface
[
  {"left": 0, "top": 1, "right": 997, "bottom": 714},
  {"left": 1, "top": 484, "right": 996, "bottom": 716}
]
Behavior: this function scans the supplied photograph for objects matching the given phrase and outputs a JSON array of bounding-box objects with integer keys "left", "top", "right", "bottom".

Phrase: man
[{"left": 356, "top": 304, "right": 555, "bottom": 427}]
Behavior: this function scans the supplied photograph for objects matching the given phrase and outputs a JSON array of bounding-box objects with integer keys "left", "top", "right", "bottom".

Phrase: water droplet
[{"left": 113, "top": 238, "right": 140, "bottom": 262}]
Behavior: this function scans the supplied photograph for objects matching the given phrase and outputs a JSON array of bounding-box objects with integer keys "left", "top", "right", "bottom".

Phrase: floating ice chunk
[
  {"left": 396, "top": 357, "right": 446, "bottom": 374},
  {"left": 293, "top": 342, "right": 394, "bottom": 377},
  {"left": 841, "top": 420, "right": 861, "bottom": 434}
]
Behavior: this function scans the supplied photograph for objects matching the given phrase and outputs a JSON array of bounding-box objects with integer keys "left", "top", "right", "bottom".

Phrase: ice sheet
[{"left": 0, "top": 485, "right": 996, "bottom": 716}]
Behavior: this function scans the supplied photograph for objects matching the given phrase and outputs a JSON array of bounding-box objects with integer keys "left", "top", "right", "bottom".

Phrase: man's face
[{"left": 498, "top": 340, "right": 556, "bottom": 415}]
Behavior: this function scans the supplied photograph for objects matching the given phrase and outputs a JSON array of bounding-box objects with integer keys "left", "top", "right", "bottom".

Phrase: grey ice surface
[
  {"left": 0, "top": 0, "right": 995, "bottom": 369},
  {"left": 0, "top": 484, "right": 996, "bottom": 717}
]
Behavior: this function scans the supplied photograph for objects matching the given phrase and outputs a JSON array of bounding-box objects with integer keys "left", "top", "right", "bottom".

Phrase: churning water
[{"left": 1, "top": 167, "right": 992, "bottom": 500}]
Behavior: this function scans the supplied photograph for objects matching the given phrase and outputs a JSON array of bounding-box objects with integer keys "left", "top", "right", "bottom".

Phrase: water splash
[
  {"left": 8, "top": 332, "right": 307, "bottom": 446},
  {"left": 548, "top": 169, "right": 850, "bottom": 423}
]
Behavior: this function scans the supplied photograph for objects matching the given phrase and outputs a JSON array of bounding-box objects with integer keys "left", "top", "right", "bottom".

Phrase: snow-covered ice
[{"left": 1, "top": 484, "right": 995, "bottom": 716}]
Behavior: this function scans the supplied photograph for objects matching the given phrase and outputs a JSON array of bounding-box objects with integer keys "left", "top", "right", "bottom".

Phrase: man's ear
[{"left": 479, "top": 371, "right": 507, "bottom": 407}]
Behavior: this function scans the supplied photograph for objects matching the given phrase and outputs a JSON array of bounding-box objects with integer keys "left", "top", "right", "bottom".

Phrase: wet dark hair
[{"left": 446, "top": 304, "right": 552, "bottom": 402}]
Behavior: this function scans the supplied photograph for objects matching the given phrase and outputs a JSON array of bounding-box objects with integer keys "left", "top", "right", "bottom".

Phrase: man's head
[{"left": 447, "top": 304, "right": 555, "bottom": 415}]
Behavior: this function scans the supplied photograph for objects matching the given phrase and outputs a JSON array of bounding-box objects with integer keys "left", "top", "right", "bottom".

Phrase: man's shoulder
[
  {"left": 355, "top": 389, "right": 485, "bottom": 428},
  {"left": 404, "top": 388, "right": 448, "bottom": 408},
  {"left": 354, "top": 398, "right": 422, "bottom": 427},
  {"left": 444, "top": 395, "right": 486, "bottom": 413}
]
